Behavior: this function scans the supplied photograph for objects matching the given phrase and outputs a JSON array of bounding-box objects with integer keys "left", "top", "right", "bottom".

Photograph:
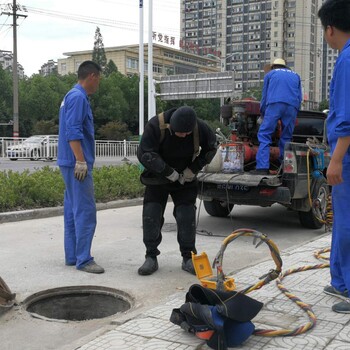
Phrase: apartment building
[
  {"left": 57, "top": 43, "right": 219, "bottom": 77},
  {"left": 318, "top": 0, "right": 338, "bottom": 103},
  {"left": 39, "top": 59, "right": 57, "bottom": 76},
  {"left": 0, "top": 50, "right": 24, "bottom": 79},
  {"left": 181, "top": 0, "right": 324, "bottom": 106}
]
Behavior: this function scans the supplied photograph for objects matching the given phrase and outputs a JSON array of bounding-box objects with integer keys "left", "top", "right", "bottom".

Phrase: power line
[
  {"left": 24, "top": 5, "right": 180, "bottom": 35},
  {"left": 95, "top": 0, "right": 180, "bottom": 11}
]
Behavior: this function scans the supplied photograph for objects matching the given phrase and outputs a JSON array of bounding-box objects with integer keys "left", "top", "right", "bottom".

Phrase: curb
[{"left": 0, "top": 198, "right": 144, "bottom": 224}]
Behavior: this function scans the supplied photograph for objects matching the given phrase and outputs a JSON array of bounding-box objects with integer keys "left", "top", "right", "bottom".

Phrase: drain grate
[{"left": 23, "top": 285, "right": 133, "bottom": 322}]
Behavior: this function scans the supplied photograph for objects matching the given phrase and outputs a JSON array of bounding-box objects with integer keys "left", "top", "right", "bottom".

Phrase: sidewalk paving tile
[
  {"left": 335, "top": 324, "right": 350, "bottom": 342},
  {"left": 116, "top": 317, "right": 203, "bottom": 347},
  {"left": 78, "top": 330, "right": 148, "bottom": 350},
  {"left": 325, "top": 341, "right": 350, "bottom": 350},
  {"left": 266, "top": 334, "right": 329, "bottom": 349}
]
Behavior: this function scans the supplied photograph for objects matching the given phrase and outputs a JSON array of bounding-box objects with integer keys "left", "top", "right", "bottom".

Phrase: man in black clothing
[{"left": 137, "top": 106, "right": 217, "bottom": 275}]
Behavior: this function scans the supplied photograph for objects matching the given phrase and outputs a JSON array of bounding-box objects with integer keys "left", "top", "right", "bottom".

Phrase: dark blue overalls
[
  {"left": 57, "top": 84, "right": 96, "bottom": 269},
  {"left": 257, "top": 68, "right": 302, "bottom": 169},
  {"left": 327, "top": 39, "right": 350, "bottom": 294}
]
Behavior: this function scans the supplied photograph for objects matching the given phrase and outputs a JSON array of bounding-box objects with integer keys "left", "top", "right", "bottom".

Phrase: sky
[{"left": 0, "top": 0, "right": 180, "bottom": 76}]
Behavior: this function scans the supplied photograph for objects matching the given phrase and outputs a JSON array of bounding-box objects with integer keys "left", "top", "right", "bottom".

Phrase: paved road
[
  {"left": 0, "top": 156, "right": 139, "bottom": 172},
  {"left": 0, "top": 202, "right": 327, "bottom": 350}
]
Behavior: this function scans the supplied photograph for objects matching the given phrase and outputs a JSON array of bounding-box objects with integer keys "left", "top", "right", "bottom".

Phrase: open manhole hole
[{"left": 22, "top": 285, "right": 133, "bottom": 322}]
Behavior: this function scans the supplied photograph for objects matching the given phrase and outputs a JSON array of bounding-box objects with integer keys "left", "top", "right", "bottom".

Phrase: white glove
[
  {"left": 166, "top": 169, "right": 180, "bottom": 182},
  {"left": 178, "top": 174, "right": 185, "bottom": 185},
  {"left": 178, "top": 168, "right": 196, "bottom": 185},
  {"left": 182, "top": 167, "right": 196, "bottom": 182},
  {"left": 74, "top": 161, "right": 88, "bottom": 181}
]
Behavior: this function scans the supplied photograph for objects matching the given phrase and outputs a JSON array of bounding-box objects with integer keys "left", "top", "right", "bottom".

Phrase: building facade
[
  {"left": 57, "top": 44, "right": 220, "bottom": 77},
  {"left": 181, "top": 0, "right": 326, "bottom": 107},
  {"left": 39, "top": 59, "right": 57, "bottom": 76},
  {"left": 0, "top": 50, "right": 24, "bottom": 79}
]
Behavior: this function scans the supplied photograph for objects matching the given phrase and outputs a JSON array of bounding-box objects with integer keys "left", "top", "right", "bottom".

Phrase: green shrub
[
  {"left": 0, "top": 164, "right": 144, "bottom": 212},
  {"left": 93, "top": 164, "right": 144, "bottom": 201}
]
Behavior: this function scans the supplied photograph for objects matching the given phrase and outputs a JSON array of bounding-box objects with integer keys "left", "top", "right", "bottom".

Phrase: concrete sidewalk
[{"left": 0, "top": 203, "right": 348, "bottom": 350}]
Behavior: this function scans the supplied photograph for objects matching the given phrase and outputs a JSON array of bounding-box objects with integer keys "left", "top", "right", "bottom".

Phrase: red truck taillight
[{"left": 283, "top": 150, "right": 297, "bottom": 173}]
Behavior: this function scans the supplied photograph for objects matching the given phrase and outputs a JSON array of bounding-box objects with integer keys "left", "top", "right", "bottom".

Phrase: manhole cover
[{"left": 22, "top": 285, "right": 133, "bottom": 322}]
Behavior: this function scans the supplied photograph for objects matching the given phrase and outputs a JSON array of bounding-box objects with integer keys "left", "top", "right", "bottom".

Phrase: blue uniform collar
[
  {"left": 340, "top": 38, "right": 350, "bottom": 53},
  {"left": 74, "top": 84, "right": 89, "bottom": 99}
]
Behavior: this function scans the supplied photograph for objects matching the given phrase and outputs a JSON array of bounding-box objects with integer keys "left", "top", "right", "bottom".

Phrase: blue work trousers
[
  {"left": 330, "top": 163, "right": 350, "bottom": 293},
  {"left": 60, "top": 166, "right": 96, "bottom": 269},
  {"left": 256, "top": 103, "right": 298, "bottom": 169}
]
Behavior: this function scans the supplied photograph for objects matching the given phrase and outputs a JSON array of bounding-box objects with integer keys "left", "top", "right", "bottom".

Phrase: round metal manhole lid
[{"left": 22, "top": 285, "right": 134, "bottom": 322}]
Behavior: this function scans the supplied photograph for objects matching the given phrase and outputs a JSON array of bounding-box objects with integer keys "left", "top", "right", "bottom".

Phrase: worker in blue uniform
[
  {"left": 318, "top": 0, "right": 350, "bottom": 314},
  {"left": 251, "top": 58, "right": 302, "bottom": 175},
  {"left": 57, "top": 61, "right": 104, "bottom": 274}
]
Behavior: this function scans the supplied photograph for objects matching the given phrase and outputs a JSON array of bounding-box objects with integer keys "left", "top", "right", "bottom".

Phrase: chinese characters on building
[{"left": 152, "top": 32, "right": 176, "bottom": 45}]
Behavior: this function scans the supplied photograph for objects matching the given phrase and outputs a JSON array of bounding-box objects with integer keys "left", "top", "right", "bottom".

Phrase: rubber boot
[
  {"left": 174, "top": 204, "right": 197, "bottom": 260},
  {"left": 182, "top": 258, "right": 196, "bottom": 275},
  {"left": 142, "top": 202, "right": 163, "bottom": 257},
  {"left": 138, "top": 256, "right": 158, "bottom": 276}
]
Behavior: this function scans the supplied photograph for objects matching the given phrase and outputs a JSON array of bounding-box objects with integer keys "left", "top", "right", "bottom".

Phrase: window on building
[
  {"left": 165, "top": 66, "right": 174, "bottom": 75},
  {"left": 75, "top": 61, "right": 81, "bottom": 71},
  {"left": 153, "top": 63, "right": 163, "bottom": 74},
  {"left": 127, "top": 57, "right": 138, "bottom": 69}
]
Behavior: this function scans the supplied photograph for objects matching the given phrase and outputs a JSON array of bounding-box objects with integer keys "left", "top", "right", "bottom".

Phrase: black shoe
[
  {"left": 138, "top": 257, "right": 158, "bottom": 276},
  {"left": 249, "top": 168, "right": 270, "bottom": 175},
  {"left": 324, "top": 285, "right": 349, "bottom": 299},
  {"left": 332, "top": 299, "right": 350, "bottom": 314},
  {"left": 182, "top": 258, "right": 196, "bottom": 275},
  {"left": 79, "top": 261, "right": 105, "bottom": 274}
]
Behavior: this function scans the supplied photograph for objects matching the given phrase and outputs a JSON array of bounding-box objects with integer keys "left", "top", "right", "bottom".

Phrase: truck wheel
[
  {"left": 298, "top": 178, "right": 329, "bottom": 229},
  {"left": 203, "top": 200, "right": 234, "bottom": 217}
]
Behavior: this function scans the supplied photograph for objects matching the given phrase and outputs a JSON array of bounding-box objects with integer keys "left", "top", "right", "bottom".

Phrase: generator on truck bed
[{"left": 198, "top": 99, "right": 330, "bottom": 229}]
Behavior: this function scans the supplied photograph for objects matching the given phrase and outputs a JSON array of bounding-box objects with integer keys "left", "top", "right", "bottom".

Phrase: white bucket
[{"left": 220, "top": 143, "right": 244, "bottom": 173}]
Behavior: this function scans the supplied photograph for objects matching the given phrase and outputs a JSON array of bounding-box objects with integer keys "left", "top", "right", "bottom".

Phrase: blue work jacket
[
  {"left": 57, "top": 84, "right": 95, "bottom": 169},
  {"left": 260, "top": 68, "right": 302, "bottom": 115},
  {"left": 327, "top": 39, "right": 350, "bottom": 164}
]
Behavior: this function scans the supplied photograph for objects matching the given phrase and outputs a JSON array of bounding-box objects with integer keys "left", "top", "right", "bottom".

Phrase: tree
[
  {"left": 161, "top": 98, "right": 220, "bottom": 122},
  {"left": 19, "top": 74, "right": 68, "bottom": 136},
  {"left": 0, "top": 65, "right": 13, "bottom": 135},
  {"left": 32, "top": 120, "right": 58, "bottom": 135},
  {"left": 242, "top": 86, "right": 263, "bottom": 101},
  {"left": 92, "top": 27, "right": 107, "bottom": 69},
  {"left": 104, "top": 59, "right": 118, "bottom": 77},
  {"left": 318, "top": 99, "right": 329, "bottom": 111},
  {"left": 90, "top": 72, "right": 129, "bottom": 130},
  {"left": 97, "top": 121, "right": 131, "bottom": 140}
]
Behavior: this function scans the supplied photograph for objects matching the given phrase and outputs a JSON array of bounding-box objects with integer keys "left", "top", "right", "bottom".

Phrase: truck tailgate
[{"left": 197, "top": 172, "right": 282, "bottom": 187}]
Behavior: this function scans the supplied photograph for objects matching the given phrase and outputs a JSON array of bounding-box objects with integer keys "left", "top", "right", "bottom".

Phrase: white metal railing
[
  {"left": 0, "top": 137, "right": 139, "bottom": 160},
  {"left": 95, "top": 140, "right": 139, "bottom": 158}
]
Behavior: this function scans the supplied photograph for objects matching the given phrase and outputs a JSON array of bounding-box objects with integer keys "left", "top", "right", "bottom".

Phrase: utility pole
[
  {"left": 148, "top": 0, "right": 155, "bottom": 120},
  {"left": 139, "top": 0, "right": 144, "bottom": 137},
  {"left": 1, "top": 1, "right": 27, "bottom": 138}
]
